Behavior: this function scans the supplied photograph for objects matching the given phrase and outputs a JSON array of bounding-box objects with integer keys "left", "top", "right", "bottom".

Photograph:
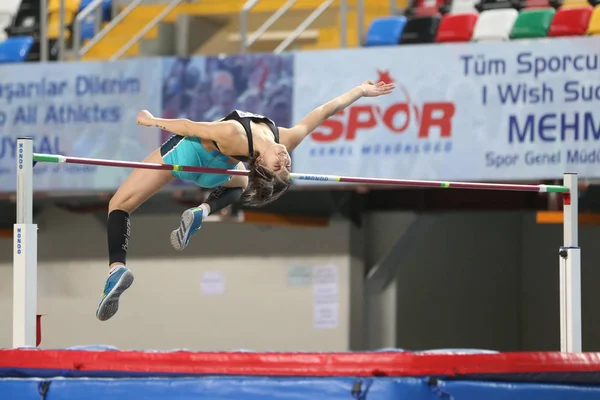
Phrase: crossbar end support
[{"left": 560, "top": 173, "right": 581, "bottom": 353}]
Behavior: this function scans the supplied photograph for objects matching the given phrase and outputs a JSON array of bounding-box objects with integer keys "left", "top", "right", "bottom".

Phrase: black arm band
[{"left": 205, "top": 186, "right": 244, "bottom": 214}]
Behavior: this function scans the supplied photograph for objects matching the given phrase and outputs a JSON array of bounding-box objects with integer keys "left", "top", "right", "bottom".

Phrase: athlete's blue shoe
[
  {"left": 96, "top": 266, "right": 134, "bottom": 321},
  {"left": 171, "top": 207, "right": 204, "bottom": 251}
]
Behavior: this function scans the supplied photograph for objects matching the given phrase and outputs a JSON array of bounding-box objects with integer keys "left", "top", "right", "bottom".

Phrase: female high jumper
[{"left": 96, "top": 79, "right": 396, "bottom": 321}]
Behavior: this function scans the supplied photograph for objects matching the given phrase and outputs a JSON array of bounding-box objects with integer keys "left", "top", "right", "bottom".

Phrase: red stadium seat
[
  {"left": 547, "top": 6, "right": 593, "bottom": 36},
  {"left": 435, "top": 12, "right": 479, "bottom": 42},
  {"left": 407, "top": 0, "right": 450, "bottom": 16},
  {"left": 522, "top": 0, "right": 553, "bottom": 7}
]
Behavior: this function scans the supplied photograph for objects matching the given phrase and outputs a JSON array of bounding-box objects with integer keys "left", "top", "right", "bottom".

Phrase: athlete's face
[{"left": 260, "top": 143, "right": 291, "bottom": 180}]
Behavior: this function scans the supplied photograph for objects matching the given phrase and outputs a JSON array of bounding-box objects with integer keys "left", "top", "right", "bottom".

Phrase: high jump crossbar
[
  {"left": 14, "top": 138, "right": 581, "bottom": 353},
  {"left": 33, "top": 152, "right": 569, "bottom": 192}
]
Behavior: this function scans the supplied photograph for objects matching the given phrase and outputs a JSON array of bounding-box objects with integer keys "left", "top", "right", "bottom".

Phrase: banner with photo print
[{"left": 161, "top": 54, "right": 293, "bottom": 187}]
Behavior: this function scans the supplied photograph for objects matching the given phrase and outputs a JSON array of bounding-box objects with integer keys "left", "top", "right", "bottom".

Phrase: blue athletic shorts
[{"left": 159, "top": 135, "right": 238, "bottom": 188}]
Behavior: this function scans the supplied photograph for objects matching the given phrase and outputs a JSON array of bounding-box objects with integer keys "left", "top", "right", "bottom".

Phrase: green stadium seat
[{"left": 510, "top": 8, "right": 556, "bottom": 39}]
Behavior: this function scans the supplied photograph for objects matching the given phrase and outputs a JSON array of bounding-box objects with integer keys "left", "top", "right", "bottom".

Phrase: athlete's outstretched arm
[
  {"left": 279, "top": 80, "right": 395, "bottom": 151},
  {"left": 136, "top": 110, "right": 237, "bottom": 141}
]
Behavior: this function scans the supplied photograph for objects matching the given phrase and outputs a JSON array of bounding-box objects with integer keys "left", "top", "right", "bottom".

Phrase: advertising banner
[
  {"left": 0, "top": 59, "right": 163, "bottom": 193},
  {"left": 161, "top": 54, "right": 293, "bottom": 187},
  {"left": 292, "top": 37, "right": 600, "bottom": 183}
]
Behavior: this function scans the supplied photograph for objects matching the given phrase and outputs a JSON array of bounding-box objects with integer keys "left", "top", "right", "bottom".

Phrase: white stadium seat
[
  {"left": 472, "top": 8, "right": 519, "bottom": 41},
  {"left": 0, "top": 0, "right": 22, "bottom": 42},
  {"left": 0, "top": 0, "right": 22, "bottom": 14}
]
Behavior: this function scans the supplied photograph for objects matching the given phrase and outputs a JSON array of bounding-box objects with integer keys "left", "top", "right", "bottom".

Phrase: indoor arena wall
[
  {"left": 3, "top": 208, "right": 600, "bottom": 352},
  {"left": 0, "top": 206, "right": 355, "bottom": 351},
  {"left": 365, "top": 211, "right": 600, "bottom": 352}
]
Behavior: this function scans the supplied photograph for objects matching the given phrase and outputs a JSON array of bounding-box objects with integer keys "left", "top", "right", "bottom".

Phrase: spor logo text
[{"left": 308, "top": 71, "right": 455, "bottom": 157}]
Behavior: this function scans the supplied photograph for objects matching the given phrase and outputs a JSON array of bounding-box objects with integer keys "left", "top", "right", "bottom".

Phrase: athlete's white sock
[
  {"left": 199, "top": 204, "right": 210, "bottom": 218},
  {"left": 109, "top": 264, "right": 124, "bottom": 276}
]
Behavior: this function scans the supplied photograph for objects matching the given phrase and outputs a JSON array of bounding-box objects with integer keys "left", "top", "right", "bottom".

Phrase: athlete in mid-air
[{"left": 96, "top": 79, "right": 396, "bottom": 321}]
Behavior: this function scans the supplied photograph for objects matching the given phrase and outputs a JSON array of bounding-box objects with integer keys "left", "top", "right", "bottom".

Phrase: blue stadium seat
[
  {"left": 79, "top": 0, "right": 111, "bottom": 21},
  {"left": 364, "top": 16, "right": 407, "bottom": 46},
  {"left": 80, "top": 14, "right": 97, "bottom": 41},
  {"left": 103, "top": 0, "right": 112, "bottom": 21},
  {"left": 78, "top": 0, "right": 93, "bottom": 11},
  {"left": 0, "top": 36, "right": 34, "bottom": 63},
  {"left": 79, "top": 0, "right": 97, "bottom": 42},
  {"left": 78, "top": 0, "right": 112, "bottom": 42}
]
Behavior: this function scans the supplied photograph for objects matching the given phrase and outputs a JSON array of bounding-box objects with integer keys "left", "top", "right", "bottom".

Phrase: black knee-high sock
[
  {"left": 206, "top": 186, "right": 243, "bottom": 214},
  {"left": 107, "top": 209, "right": 131, "bottom": 266}
]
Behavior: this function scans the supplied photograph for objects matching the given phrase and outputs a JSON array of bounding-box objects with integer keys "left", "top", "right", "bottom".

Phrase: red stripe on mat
[{"left": 1, "top": 350, "right": 600, "bottom": 377}]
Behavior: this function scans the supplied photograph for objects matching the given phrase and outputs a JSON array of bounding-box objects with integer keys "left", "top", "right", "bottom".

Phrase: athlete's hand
[
  {"left": 136, "top": 110, "right": 155, "bottom": 127},
  {"left": 360, "top": 80, "right": 396, "bottom": 97}
]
